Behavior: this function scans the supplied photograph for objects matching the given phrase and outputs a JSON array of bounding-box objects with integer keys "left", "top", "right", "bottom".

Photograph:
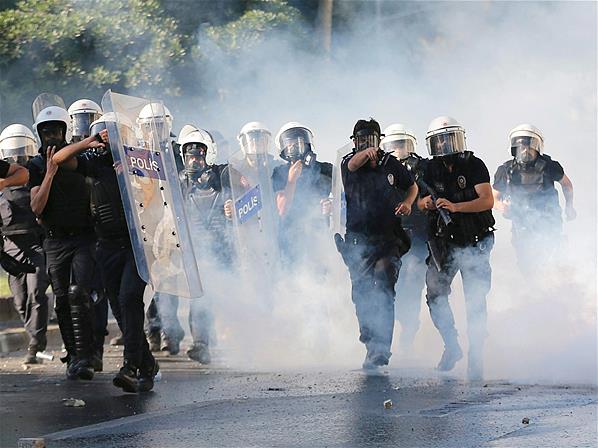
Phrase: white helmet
[
  {"left": 90, "top": 112, "right": 137, "bottom": 148},
  {"left": 137, "top": 102, "right": 173, "bottom": 140},
  {"left": 0, "top": 124, "right": 37, "bottom": 161},
  {"left": 275, "top": 121, "right": 315, "bottom": 161},
  {"left": 237, "top": 121, "right": 271, "bottom": 157},
  {"left": 178, "top": 124, "right": 198, "bottom": 142},
  {"left": 33, "top": 105, "right": 72, "bottom": 148},
  {"left": 179, "top": 128, "right": 218, "bottom": 167},
  {"left": 381, "top": 123, "right": 417, "bottom": 160},
  {"left": 68, "top": 99, "right": 103, "bottom": 142},
  {"left": 509, "top": 123, "right": 543, "bottom": 163},
  {"left": 425, "top": 116, "right": 466, "bottom": 157}
]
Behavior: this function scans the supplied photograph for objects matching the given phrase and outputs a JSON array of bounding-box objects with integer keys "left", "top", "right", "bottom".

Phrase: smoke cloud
[{"left": 173, "top": 1, "right": 596, "bottom": 384}]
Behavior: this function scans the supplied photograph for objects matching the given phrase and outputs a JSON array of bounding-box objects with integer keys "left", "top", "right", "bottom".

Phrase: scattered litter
[
  {"left": 36, "top": 351, "right": 54, "bottom": 361},
  {"left": 62, "top": 398, "right": 86, "bottom": 407},
  {"left": 483, "top": 384, "right": 488, "bottom": 388},
  {"left": 384, "top": 400, "right": 393, "bottom": 409},
  {"left": 267, "top": 387, "right": 285, "bottom": 391},
  {"left": 522, "top": 417, "right": 530, "bottom": 424},
  {"left": 22, "top": 365, "right": 29, "bottom": 371}
]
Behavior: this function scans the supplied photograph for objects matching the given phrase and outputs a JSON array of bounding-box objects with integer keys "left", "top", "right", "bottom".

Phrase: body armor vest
[
  {"left": 87, "top": 171, "right": 128, "bottom": 240},
  {"left": 0, "top": 186, "right": 42, "bottom": 236},
  {"left": 431, "top": 152, "right": 495, "bottom": 246}
]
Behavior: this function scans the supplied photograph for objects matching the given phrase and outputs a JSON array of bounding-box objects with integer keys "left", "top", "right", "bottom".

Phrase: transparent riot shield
[
  {"left": 227, "top": 148, "right": 279, "bottom": 284},
  {"left": 101, "top": 90, "right": 203, "bottom": 299},
  {"left": 331, "top": 143, "right": 352, "bottom": 235},
  {"left": 31, "top": 93, "right": 67, "bottom": 120}
]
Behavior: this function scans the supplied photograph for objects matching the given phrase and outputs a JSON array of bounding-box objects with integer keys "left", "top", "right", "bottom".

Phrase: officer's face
[{"left": 512, "top": 137, "right": 538, "bottom": 163}]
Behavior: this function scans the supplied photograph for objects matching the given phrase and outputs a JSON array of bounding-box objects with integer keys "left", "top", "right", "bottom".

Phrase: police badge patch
[
  {"left": 458, "top": 175, "right": 467, "bottom": 189},
  {"left": 387, "top": 173, "right": 394, "bottom": 185}
]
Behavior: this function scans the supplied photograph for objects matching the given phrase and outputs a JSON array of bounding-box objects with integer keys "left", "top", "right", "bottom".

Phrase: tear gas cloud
[{"left": 172, "top": 1, "right": 596, "bottom": 385}]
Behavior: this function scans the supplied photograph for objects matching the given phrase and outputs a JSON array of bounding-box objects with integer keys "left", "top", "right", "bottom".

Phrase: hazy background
[{"left": 1, "top": 0, "right": 596, "bottom": 383}]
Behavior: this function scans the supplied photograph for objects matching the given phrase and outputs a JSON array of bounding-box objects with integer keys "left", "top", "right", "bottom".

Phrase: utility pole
[{"left": 317, "top": 0, "right": 333, "bottom": 55}]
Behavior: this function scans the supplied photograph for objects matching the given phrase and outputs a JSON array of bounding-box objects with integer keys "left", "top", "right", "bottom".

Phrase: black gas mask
[
  {"left": 38, "top": 121, "right": 67, "bottom": 152},
  {"left": 183, "top": 143, "right": 211, "bottom": 186}
]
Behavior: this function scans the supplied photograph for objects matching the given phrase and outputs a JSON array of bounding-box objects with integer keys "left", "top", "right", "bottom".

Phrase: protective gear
[
  {"left": 137, "top": 102, "right": 173, "bottom": 142},
  {"left": 179, "top": 128, "right": 218, "bottom": 170},
  {"left": 381, "top": 124, "right": 417, "bottom": 160},
  {"left": 0, "top": 124, "right": 37, "bottom": 162},
  {"left": 32, "top": 94, "right": 71, "bottom": 147},
  {"left": 102, "top": 91, "right": 203, "bottom": 299},
  {"left": 509, "top": 124, "right": 544, "bottom": 164},
  {"left": 237, "top": 121, "right": 271, "bottom": 160},
  {"left": 275, "top": 122, "right": 315, "bottom": 162},
  {"left": 68, "top": 285, "right": 95, "bottom": 380},
  {"left": 351, "top": 119, "right": 382, "bottom": 152},
  {"left": 426, "top": 116, "right": 466, "bottom": 157},
  {"left": 68, "top": 99, "right": 102, "bottom": 142}
]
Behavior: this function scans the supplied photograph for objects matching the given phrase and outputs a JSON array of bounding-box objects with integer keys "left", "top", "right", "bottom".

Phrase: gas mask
[
  {"left": 353, "top": 130, "right": 380, "bottom": 153},
  {"left": 511, "top": 136, "right": 540, "bottom": 164}
]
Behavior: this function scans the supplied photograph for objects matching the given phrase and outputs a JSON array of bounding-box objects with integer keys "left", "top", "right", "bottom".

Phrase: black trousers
[
  {"left": 4, "top": 235, "right": 50, "bottom": 351},
  {"left": 344, "top": 233, "right": 403, "bottom": 358},
  {"left": 95, "top": 239, "right": 152, "bottom": 367}
]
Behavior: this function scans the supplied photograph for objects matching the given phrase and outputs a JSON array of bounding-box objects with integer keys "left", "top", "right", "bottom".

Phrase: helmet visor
[
  {"left": 0, "top": 136, "right": 37, "bottom": 159},
  {"left": 427, "top": 130, "right": 466, "bottom": 156},
  {"left": 279, "top": 128, "right": 313, "bottom": 161},
  {"left": 240, "top": 130, "right": 271, "bottom": 156},
  {"left": 511, "top": 136, "right": 542, "bottom": 156},
  {"left": 381, "top": 137, "right": 415, "bottom": 159},
  {"left": 72, "top": 112, "right": 101, "bottom": 140},
  {"left": 183, "top": 144, "right": 208, "bottom": 171}
]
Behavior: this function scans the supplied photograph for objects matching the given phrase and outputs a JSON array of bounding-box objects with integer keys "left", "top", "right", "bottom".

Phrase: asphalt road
[{"left": 1, "top": 346, "right": 596, "bottom": 448}]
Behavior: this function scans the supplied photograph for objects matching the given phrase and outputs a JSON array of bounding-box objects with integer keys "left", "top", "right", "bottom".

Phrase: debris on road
[
  {"left": 62, "top": 398, "right": 86, "bottom": 407},
  {"left": 384, "top": 400, "right": 393, "bottom": 409},
  {"left": 267, "top": 387, "right": 285, "bottom": 391},
  {"left": 522, "top": 417, "right": 530, "bottom": 424}
]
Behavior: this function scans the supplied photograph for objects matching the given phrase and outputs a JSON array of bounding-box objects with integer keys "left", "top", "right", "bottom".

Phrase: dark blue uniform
[
  {"left": 420, "top": 151, "right": 495, "bottom": 379},
  {"left": 339, "top": 151, "right": 413, "bottom": 366}
]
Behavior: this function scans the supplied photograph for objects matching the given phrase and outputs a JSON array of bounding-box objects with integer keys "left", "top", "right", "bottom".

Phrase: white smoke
[{"left": 168, "top": 1, "right": 596, "bottom": 383}]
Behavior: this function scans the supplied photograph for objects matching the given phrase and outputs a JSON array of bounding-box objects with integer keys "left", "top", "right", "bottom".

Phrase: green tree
[{"left": 0, "top": 0, "right": 185, "bottom": 124}]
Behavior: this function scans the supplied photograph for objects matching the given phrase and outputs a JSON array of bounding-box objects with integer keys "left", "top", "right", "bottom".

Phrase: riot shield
[
  {"left": 330, "top": 143, "right": 352, "bottom": 235},
  {"left": 227, "top": 148, "right": 279, "bottom": 285},
  {"left": 32, "top": 93, "right": 67, "bottom": 120},
  {"left": 101, "top": 90, "right": 203, "bottom": 299}
]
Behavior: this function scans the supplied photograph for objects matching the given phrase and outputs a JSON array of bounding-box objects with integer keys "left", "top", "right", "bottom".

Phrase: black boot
[
  {"left": 138, "top": 354, "right": 159, "bottom": 393},
  {"left": 55, "top": 296, "right": 78, "bottom": 379},
  {"left": 113, "top": 359, "right": 139, "bottom": 393},
  {"left": 69, "top": 286, "right": 95, "bottom": 380}
]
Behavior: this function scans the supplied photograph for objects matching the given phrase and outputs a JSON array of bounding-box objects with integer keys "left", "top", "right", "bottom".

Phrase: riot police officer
[
  {"left": 28, "top": 97, "right": 97, "bottom": 380},
  {"left": 180, "top": 127, "right": 233, "bottom": 363},
  {"left": 493, "top": 124, "right": 575, "bottom": 271},
  {"left": 52, "top": 113, "right": 159, "bottom": 392},
  {"left": 272, "top": 122, "right": 333, "bottom": 264},
  {"left": 417, "top": 116, "right": 495, "bottom": 381},
  {"left": 336, "top": 118, "right": 417, "bottom": 370},
  {"left": 0, "top": 125, "right": 46, "bottom": 364},
  {"left": 381, "top": 123, "right": 428, "bottom": 355},
  {"left": 67, "top": 99, "right": 102, "bottom": 143}
]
